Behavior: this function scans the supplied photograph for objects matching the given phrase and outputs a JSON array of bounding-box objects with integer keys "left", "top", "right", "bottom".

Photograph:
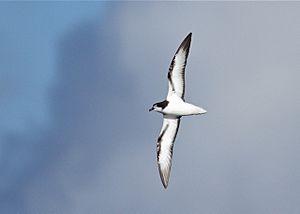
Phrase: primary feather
[
  {"left": 167, "top": 32, "right": 191, "bottom": 100},
  {"left": 157, "top": 116, "right": 180, "bottom": 188}
]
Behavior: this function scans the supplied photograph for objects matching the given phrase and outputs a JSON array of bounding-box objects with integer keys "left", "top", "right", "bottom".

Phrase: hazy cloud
[{"left": 1, "top": 2, "right": 300, "bottom": 214}]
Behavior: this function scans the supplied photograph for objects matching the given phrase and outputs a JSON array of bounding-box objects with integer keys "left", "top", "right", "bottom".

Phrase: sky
[{"left": 0, "top": 2, "right": 300, "bottom": 214}]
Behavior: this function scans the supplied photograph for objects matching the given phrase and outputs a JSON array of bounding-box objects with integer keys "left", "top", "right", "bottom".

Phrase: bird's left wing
[
  {"left": 156, "top": 116, "right": 181, "bottom": 188},
  {"left": 167, "top": 33, "right": 192, "bottom": 100}
]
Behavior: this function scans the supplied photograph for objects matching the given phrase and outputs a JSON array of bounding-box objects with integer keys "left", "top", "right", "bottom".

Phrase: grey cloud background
[{"left": 1, "top": 2, "right": 300, "bottom": 214}]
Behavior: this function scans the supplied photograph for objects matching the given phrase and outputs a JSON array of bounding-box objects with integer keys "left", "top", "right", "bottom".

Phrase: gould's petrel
[{"left": 149, "top": 33, "right": 207, "bottom": 188}]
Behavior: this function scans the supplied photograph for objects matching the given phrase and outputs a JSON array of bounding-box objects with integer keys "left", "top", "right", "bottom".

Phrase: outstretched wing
[
  {"left": 167, "top": 33, "right": 192, "bottom": 100},
  {"left": 156, "top": 116, "right": 181, "bottom": 188}
]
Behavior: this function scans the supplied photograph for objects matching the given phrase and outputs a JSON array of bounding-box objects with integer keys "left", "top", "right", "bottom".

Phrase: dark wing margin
[
  {"left": 156, "top": 117, "right": 181, "bottom": 188},
  {"left": 167, "top": 32, "right": 192, "bottom": 99}
]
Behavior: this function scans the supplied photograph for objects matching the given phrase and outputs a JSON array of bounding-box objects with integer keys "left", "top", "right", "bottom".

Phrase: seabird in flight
[{"left": 149, "top": 32, "right": 207, "bottom": 188}]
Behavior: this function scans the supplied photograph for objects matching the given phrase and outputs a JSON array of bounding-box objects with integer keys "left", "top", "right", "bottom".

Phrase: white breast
[{"left": 163, "top": 93, "right": 206, "bottom": 116}]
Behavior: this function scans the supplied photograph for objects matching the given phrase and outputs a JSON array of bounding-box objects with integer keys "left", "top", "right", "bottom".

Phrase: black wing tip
[
  {"left": 162, "top": 181, "right": 168, "bottom": 189},
  {"left": 178, "top": 32, "right": 192, "bottom": 53},
  {"left": 184, "top": 32, "right": 192, "bottom": 43},
  {"left": 158, "top": 164, "right": 171, "bottom": 189},
  {"left": 159, "top": 170, "right": 170, "bottom": 189}
]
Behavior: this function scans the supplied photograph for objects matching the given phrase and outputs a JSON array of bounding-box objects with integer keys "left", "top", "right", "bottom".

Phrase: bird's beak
[{"left": 149, "top": 107, "right": 154, "bottom": 112}]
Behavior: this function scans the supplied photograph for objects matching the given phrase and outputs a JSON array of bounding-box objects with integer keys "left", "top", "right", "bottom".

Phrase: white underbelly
[{"left": 164, "top": 102, "right": 206, "bottom": 116}]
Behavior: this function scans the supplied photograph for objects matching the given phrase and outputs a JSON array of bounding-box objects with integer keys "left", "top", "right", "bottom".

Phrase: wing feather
[
  {"left": 167, "top": 33, "right": 192, "bottom": 99},
  {"left": 156, "top": 116, "right": 181, "bottom": 188}
]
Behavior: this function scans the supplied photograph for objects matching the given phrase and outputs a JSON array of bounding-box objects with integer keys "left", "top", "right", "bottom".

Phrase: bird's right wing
[
  {"left": 167, "top": 33, "right": 192, "bottom": 100},
  {"left": 156, "top": 116, "right": 181, "bottom": 188}
]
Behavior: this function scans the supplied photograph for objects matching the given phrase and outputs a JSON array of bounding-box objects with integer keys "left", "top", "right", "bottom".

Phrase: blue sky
[
  {"left": 0, "top": 2, "right": 106, "bottom": 139},
  {"left": 1, "top": 2, "right": 300, "bottom": 214}
]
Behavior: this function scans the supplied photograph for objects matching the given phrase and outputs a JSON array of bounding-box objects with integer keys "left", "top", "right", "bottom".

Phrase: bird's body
[
  {"left": 149, "top": 33, "right": 206, "bottom": 188},
  {"left": 155, "top": 93, "right": 206, "bottom": 116}
]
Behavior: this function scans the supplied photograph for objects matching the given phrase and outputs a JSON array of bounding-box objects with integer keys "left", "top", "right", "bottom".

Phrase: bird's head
[
  {"left": 149, "top": 100, "right": 169, "bottom": 113},
  {"left": 149, "top": 103, "right": 160, "bottom": 112}
]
